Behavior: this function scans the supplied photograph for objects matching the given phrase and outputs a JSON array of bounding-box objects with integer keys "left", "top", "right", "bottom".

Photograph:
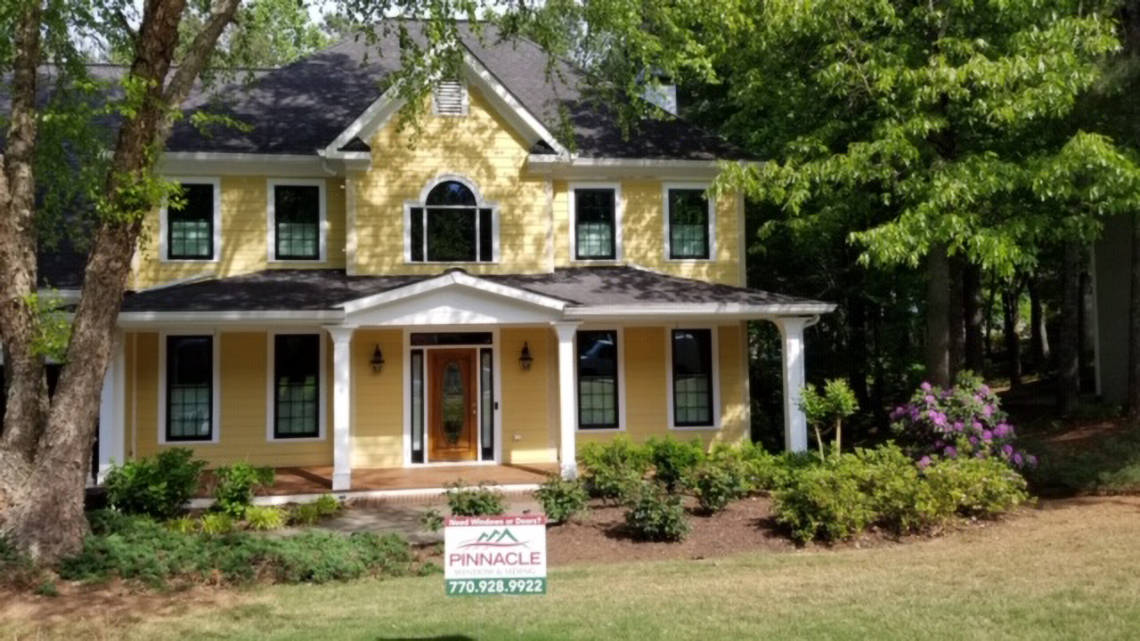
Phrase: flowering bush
[{"left": 890, "top": 373, "right": 1036, "bottom": 470}]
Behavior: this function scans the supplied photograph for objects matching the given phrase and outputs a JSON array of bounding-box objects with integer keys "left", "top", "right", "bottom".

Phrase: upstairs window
[
  {"left": 572, "top": 187, "right": 618, "bottom": 260},
  {"left": 408, "top": 179, "right": 495, "bottom": 263},
  {"left": 667, "top": 187, "right": 713, "bottom": 260},
  {"left": 671, "top": 329, "right": 715, "bottom": 427},
  {"left": 273, "top": 334, "right": 321, "bottom": 439},
  {"left": 271, "top": 182, "right": 324, "bottom": 261},
  {"left": 432, "top": 81, "right": 469, "bottom": 116},
  {"left": 165, "top": 335, "right": 214, "bottom": 442},
  {"left": 167, "top": 182, "right": 217, "bottom": 260}
]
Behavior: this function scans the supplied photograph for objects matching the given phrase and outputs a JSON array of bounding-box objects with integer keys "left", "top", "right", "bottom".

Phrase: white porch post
[
  {"left": 553, "top": 322, "right": 581, "bottom": 478},
  {"left": 775, "top": 317, "right": 810, "bottom": 453},
  {"left": 96, "top": 332, "right": 126, "bottom": 483},
  {"left": 325, "top": 326, "right": 356, "bottom": 491}
]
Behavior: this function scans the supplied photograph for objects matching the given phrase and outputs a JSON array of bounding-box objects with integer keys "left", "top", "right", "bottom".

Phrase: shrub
[
  {"left": 104, "top": 448, "right": 206, "bottom": 519},
  {"left": 291, "top": 503, "right": 322, "bottom": 526},
  {"left": 245, "top": 506, "right": 287, "bottom": 531},
  {"left": 446, "top": 481, "right": 506, "bottom": 516},
  {"left": 167, "top": 515, "right": 198, "bottom": 534},
  {"left": 200, "top": 512, "right": 235, "bottom": 535},
  {"left": 213, "top": 462, "right": 275, "bottom": 518},
  {"left": 580, "top": 436, "right": 650, "bottom": 500},
  {"left": 923, "top": 456, "right": 1029, "bottom": 518},
  {"left": 313, "top": 494, "right": 342, "bottom": 518},
  {"left": 59, "top": 510, "right": 416, "bottom": 587},
  {"left": 419, "top": 509, "right": 444, "bottom": 533},
  {"left": 623, "top": 483, "right": 690, "bottom": 542},
  {"left": 799, "top": 379, "right": 859, "bottom": 457},
  {"left": 646, "top": 437, "right": 705, "bottom": 493},
  {"left": 533, "top": 475, "right": 590, "bottom": 524},
  {"left": 773, "top": 455, "right": 879, "bottom": 543},
  {"left": 685, "top": 445, "right": 753, "bottom": 513},
  {"left": 891, "top": 373, "right": 1036, "bottom": 470}
]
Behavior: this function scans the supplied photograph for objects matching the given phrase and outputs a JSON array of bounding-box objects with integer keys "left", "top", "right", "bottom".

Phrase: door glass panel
[{"left": 441, "top": 360, "right": 465, "bottom": 444}]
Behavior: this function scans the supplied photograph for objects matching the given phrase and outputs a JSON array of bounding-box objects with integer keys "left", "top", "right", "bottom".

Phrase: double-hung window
[
  {"left": 408, "top": 180, "right": 495, "bottom": 263},
  {"left": 666, "top": 187, "right": 713, "bottom": 260},
  {"left": 271, "top": 182, "right": 324, "bottom": 261},
  {"left": 572, "top": 187, "right": 618, "bottom": 260},
  {"left": 167, "top": 182, "right": 218, "bottom": 260},
  {"left": 577, "top": 330, "right": 620, "bottom": 429},
  {"left": 165, "top": 336, "right": 214, "bottom": 442},
  {"left": 670, "top": 329, "right": 715, "bottom": 427},
  {"left": 272, "top": 334, "right": 321, "bottom": 439}
]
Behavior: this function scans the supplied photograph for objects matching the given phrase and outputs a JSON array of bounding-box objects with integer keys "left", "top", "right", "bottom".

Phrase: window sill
[
  {"left": 575, "top": 426, "right": 625, "bottom": 434},
  {"left": 668, "top": 424, "right": 720, "bottom": 432},
  {"left": 571, "top": 258, "right": 623, "bottom": 266},
  {"left": 664, "top": 257, "right": 715, "bottom": 263},
  {"left": 404, "top": 260, "right": 499, "bottom": 266},
  {"left": 267, "top": 435, "right": 325, "bottom": 443},
  {"left": 269, "top": 259, "right": 325, "bottom": 265},
  {"left": 159, "top": 258, "right": 220, "bottom": 264}
]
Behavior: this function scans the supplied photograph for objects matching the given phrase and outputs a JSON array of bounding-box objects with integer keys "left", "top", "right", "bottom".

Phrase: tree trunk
[
  {"left": 1029, "top": 276, "right": 1050, "bottom": 375},
  {"left": 1002, "top": 283, "right": 1022, "bottom": 388},
  {"left": 0, "top": 0, "right": 241, "bottom": 563},
  {"left": 948, "top": 255, "right": 966, "bottom": 381},
  {"left": 1059, "top": 243, "right": 1083, "bottom": 414},
  {"left": 847, "top": 292, "right": 870, "bottom": 409},
  {"left": 964, "top": 261, "right": 985, "bottom": 374},
  {"left": 926, "top": 244, "right": 952, "bottom": 387}
]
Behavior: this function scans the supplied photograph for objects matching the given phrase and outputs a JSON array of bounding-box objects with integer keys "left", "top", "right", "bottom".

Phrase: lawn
[{"left": 5, "top": 496, "right": 1140, "bottom": 640}]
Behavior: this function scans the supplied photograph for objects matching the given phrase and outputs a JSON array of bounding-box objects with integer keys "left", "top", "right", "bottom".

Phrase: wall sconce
[
  {"left": 519, "top": 342, "right": 534, "bottom": 371},
  {"left": 370, "top": 344, "right": 385, "bottom": 373}
]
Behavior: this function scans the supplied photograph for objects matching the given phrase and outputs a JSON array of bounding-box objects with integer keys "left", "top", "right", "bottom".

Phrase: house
[{"left": 37, "top": 24, "right": 834, "bottom": 499}]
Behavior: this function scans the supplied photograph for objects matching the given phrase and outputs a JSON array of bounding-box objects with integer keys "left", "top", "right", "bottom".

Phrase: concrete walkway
[{"left": 313, "top": 497, "right": 546, "bottom": 544}]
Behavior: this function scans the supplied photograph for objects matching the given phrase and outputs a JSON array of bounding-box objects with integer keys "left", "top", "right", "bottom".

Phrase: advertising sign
[{"left": 444, "top": 515, "right": 547, "bottom": 596}]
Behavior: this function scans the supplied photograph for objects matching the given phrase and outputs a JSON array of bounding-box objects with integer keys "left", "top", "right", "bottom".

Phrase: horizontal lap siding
[
  {"left": 130, "top": 331, "right": 333, "bottom": 469},
  {"left": 501, "top": 328, "right": 555, "bottom": 464},
  {"left": 134, "top": 176, "right": 348, "bottom": 289},
  {"left": 352, "top": 89, "right": 548, "bottom": 276},
  {"left": 352, "top": 329, "right": 404, "bottom": 468}
]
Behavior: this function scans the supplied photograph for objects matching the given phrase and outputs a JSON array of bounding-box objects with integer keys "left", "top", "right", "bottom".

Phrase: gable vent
[{"left": 432, "top": 81, "right": 468, "bottom": 116}]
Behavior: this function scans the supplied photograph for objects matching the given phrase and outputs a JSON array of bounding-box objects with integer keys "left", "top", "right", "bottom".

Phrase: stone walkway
[{"left": 308, "top": 497, "right": 546, "bottom": 544}]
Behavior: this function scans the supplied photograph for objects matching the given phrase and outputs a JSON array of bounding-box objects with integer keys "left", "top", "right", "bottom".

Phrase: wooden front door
[{"left": 429, "top": 349, "right": 478, "bottom": 462}]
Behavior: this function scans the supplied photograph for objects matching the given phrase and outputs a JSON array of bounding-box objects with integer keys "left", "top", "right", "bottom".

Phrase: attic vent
[{"left": 432, "top": 81, "right": 468, "bottom": 116}]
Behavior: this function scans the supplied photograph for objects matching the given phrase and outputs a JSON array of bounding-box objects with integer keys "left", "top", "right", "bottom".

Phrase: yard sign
[{"left": 444, "top": 515, "right": 547, "bottom": 596}]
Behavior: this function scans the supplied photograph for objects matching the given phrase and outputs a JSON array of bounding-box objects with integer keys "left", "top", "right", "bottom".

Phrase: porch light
[
  {"left": 519, "top": 342, "right": 534, "bottom": 371},
  {"left": 370, "top": 344, "right": 385, "bottom": 373}
]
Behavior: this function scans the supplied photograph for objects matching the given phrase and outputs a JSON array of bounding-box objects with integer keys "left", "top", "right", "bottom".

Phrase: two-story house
[{"left": 59, "top": 24, "right": 833, "bottom": 500}]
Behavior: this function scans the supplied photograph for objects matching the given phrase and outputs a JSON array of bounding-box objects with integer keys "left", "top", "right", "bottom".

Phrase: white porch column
[
  {"left": 553, "top": 322, "right": 581, "bottom": 479},
  {"left": 96, "top": 332, "right": 126, "bottom": 483},
  {"left": 325, "top": 326, "right": 356, "bottom": 491},
  {"left": 775, "top": 317, "right": 811, "bottom": 453}
]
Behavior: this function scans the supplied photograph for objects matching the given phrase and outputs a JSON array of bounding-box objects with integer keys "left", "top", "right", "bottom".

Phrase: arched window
[{"left": 407, "top": 179, "right": 496, "bottom": 263}]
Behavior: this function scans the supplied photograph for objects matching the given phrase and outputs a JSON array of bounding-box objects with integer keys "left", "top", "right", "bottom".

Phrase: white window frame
[
  {"left": 431, "top": 79, "right": 470, "bottom": 117},
  {"left": 569, "top": 182, "right": 623, "bottom": 263},
  {"left": 158, "top": 330, "right": 221, "bottom": 445},
  {"left": 403, "top": 174, "right": 500, "bottom": 264},
  {"left": 666, "top": 325, "right": 721, "bottom": 431},
  {"left": 266, "top": 329, "right": 328, "bottom": 443},
  {"left": 159, "top": 177, "right": 222, "bottom": 264},
  {"left": 663, "top": 182, "right": 717, "bottom": 262},
  {"left": 267, "top": 178, "right": 328, "bottom": 263},
  {"left": 575, "top": 326, "right": 627, "bottom": 433}
]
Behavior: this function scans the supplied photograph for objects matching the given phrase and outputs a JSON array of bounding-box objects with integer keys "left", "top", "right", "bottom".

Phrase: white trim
[
  {"left": 565, "top": 303, "right": 836, "bottom": 318},
  {"left": 159, "top": 177, "right": 222, "bottom": 264},
  {"left": 553, "top": 321, "right": 581, "bottom": 478},
  {"left": 775, "top": 317, "right": 809, "bottom": 453},
  {"left": 526, "top": 155, "right": 755, "bottom": 180},
  {"left": 403, "top": 174, "right": 500, "bottom": 265},
  {"left": 185, "top": 482, "right": 544, "bottom": 508},
  {"left": 160, "top": 153, "right": 369, "bottom": 176},
  {"left": 665, "top": 325, "right": 721, "bottom": 431},
  {"left": 266, "top": 178, "right": 328, "bottom": 263},
  {"left": 97, "top": 333, "right": 127, "bottom": 483},
  {"left": 158, "top": 330, "right": 222, "bottom": 445},
  {"left": 462, "top": 51, "right": 568, "bottom": 156},
  {"left": 345, "top": 174, "right": 358, "bottom": 276},
  {"left": 663, "top": 182, "right": 717, "bottom": 263},
  {"left": 342, "top": 270, "right": 567, "bottom": 315},
  {"left": 568, "top": 182, "right": 623, "bottom": 263},
  {"left": 118, "top": 310, "right": 344, "bottom": 327},
  {"left": 736, "top": 190, "right": 748, "bottom": 287},
  {"left": 323, "top": 82, "right": 406, "bottom": 157},
  {"left": 265, "top": 329, "right": 328, "bottom": 443},
  {"left": 574, "top": 326, "right": 627, "bottom": 433},
  {"left": 325, "top": 326, "right": 356, "bottom": 491}
]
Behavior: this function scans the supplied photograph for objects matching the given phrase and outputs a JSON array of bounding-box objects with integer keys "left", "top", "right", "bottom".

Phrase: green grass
[{"left": 11, "top": 497, "right": 1140, "bottom": 640}]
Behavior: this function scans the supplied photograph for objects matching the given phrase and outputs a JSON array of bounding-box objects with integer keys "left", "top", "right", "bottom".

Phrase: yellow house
[{"left": 78, "top": 25, "right": 833, "bottom": 500}]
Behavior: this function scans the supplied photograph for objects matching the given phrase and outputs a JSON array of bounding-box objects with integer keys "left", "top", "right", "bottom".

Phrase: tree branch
[{"left": 161, "top": 0, "right": 241, "bottom": 129}]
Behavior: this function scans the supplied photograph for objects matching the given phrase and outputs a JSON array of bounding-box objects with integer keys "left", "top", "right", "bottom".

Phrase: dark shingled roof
[{"left": 119, "top": 267, "right": 824, "bottom": 313}]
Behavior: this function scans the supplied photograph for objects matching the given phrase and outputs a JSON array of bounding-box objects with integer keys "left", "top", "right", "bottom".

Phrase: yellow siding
[
  {"left": 553, "top": 181, "right": 744, "bottom": 286},
  {"left": 501, "top": 328, "right": 555, "bottom": 464},
  {"left": 133, "top": 176, "right": 348, "bottom": 289},
  {"left": 352, "top": 89, "right": 550, "bottom": 276},
  {"left": 131, "top": 331, "right": 333, "bottom": 469},
  {"left": 351, "top": 329, "right": 404, "bottom": 468}
]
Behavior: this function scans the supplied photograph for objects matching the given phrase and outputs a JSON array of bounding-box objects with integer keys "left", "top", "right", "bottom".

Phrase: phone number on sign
[{"left": 446, "top": 578, "right": 546, "bottom": 595}]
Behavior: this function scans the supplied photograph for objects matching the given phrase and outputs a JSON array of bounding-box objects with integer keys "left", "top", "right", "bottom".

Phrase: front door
[{"left": 429, "top": 349, "right": 478, "bottom": 462}]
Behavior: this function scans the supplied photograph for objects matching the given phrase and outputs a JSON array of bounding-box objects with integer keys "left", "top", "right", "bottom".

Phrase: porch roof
[{"left": 117, "top": 266, "right": 833, "bottom": 322}]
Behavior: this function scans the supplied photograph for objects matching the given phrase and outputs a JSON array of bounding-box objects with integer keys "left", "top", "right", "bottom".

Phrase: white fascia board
[
  {"left": 461, "top": 50, "right": 568, "bottom": 157},
  {"left": 160, "top": 152, "right": 341, "bottom": 177},
  {"left": 117, "top": 310, "right": 345, "bottom": 328},
  {"left": 564, "top": 303, "right": 836, "bottom": 319},
  {"left": 322, "top": 82, "right": 406, "bottom": 157},
  {"left": 340, "top": 271, "right": 568, "bottom": 315},
  {"left": 526, "top": 155, "right": 755, "bottom": 180}
]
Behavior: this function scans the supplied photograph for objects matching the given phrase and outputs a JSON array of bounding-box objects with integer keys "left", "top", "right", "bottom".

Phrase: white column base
[
  {"left": 553, "top": 322, "right": 581, "bottom": 479},
  {"left": 332, "top": 472, "right": 352, "bottom": 492}
]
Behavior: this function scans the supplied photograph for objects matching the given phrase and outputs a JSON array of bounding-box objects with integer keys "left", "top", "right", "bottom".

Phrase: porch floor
[{"left": 198, "top": 463, "right": 559, "bottom": 498}]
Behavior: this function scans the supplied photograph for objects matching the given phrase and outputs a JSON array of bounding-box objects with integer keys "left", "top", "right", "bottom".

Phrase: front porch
[{"left": 196, "top": 463, "right": 559, "bottom": 505}]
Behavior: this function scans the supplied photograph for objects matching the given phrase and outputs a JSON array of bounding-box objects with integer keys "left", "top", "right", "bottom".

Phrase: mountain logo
[{"left": 458, "top": 528, "right": 529, "bottom": 549}]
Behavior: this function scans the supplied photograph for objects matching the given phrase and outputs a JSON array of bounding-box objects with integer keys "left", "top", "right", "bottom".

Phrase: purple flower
[
  {"left": 969, "top": 436, "right": 979, "bottom": 447},
  {"left": 980, "top": 384, "right": 991, "bottom": 395},
  {"left": 921, "top": 382, "right": 932, "bottom": 391},
  {"left": 944, "top": 446, "right": 958, "bottom": 458},
  {"left": 994, "top": 424, "right": 1009, "bottom": 438},
  {"left": 982, "top": 430, "right": 993, "bottom": 441},
  {"left": 935, "top": 440, "right": 945, "bottom": 449},
  {"left": 918, "top": 456, "right": 932, "bottom": 469},
  {"left": 1026, "top": 454, "right": 1038, "bottom": 467},
  {"left": 973, "top": 421, "right": 984, "bottom": 432},
  {"left": 925, "top": 395, "right": 936, "bottom": 405},
  {"left": 1002, "top": 444, "right": 1014, "bottom": 456},
  {"left": 953, "top": 422, "right": 964, "bottom": 432},
  {"left": 1013, "top": 453, "right": 1024, "bottom": 466},
  {"left": 982, "top": 404, "right": 994, "bottom": 417}
]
